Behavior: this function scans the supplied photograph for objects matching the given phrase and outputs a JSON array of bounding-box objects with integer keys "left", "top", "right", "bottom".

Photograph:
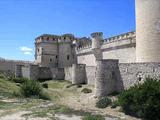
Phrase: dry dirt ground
[
  {"left": 0, "top": 80, "right": 141, "bottom": 120},
  {"left": 60, "top": 86, "right": 140, "bottom": 120}
]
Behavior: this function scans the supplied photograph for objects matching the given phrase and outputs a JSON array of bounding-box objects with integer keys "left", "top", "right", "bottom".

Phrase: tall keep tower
[{"left": 136, "top": 0, "right": 160, "bottom": 62}]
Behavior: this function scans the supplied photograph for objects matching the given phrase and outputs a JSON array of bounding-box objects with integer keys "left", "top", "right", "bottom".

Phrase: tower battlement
[
  {"left": 91, "top": 32, "right": 103, "bottom": 38},
  {"left": 35, "top": 34, "right": 59, "bottom": 44}
]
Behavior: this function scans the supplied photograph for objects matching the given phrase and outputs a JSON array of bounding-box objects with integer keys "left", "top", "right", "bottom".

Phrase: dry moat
[{"left": 0, "top": 78, "right": 139, "bottom": 120}]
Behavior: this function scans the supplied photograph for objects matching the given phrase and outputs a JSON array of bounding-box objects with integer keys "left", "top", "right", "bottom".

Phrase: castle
[{"left": 0, "top": 0, "right": 160, "bottom": 97}]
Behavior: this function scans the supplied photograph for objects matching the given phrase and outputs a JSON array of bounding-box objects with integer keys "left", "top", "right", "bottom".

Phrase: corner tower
[
  {"left": 136, "top": 0, "right": 160, "bottom": 62},
  {"left": 58, "top": 34, "right": 77, "bottom": 68},
  {"left": 91, "top": 32, "right": 103, "bottom": 60},
  {"left": 35, "top": 34, "right": 59, "bottom": 67}
]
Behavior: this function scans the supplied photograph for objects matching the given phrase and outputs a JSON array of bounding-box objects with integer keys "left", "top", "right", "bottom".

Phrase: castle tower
[
  {"left": 136, "top": 0, "right": 160, "bottom": 62},
  {"left": 91, "top": 32, "right": 103, "bottom": 60},
  {"left": 35, "top": 34, "right": 59, "bottom": 67},
  {"left": 58, "top": 34, "right": 77, "bottom": 68}
]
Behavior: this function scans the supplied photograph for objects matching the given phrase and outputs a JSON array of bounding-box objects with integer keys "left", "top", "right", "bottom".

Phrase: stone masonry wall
[
  {"left": 76, "top": 31, "right": 136, "bottom": 66},
  {"left": 21, "top": 65, "right": 30, "bottom": 78},
  {"left": 64, "top": 66, "right": 72, "bottom": 82},
  {"left": 50, "top": 68, "right": 65, "bottom": 80},
  {"left": 18, "top": 65, "right": 65, "bottom": 80},
  {"left": 95, "top": 60, "right": 119, "bottom": 97},
  {"left": 72, "top": 64, "right": 87, "bottom": 84},
  {"left": 84, "top": 62, "right": 160, "bottom": 92},
  {"left": 0, "top": 60, "right": 33, "bottom": 75},
  {"left": 39, "top": 67, "right": 52, "bottom": 80},
  {"left": 85, "top": 66, "right": 96, "bottom": 85},
  {"left": 64, "top": 64, "right": 87, "bottom": 84},
  {"left": 118, "top": 63, "right": 160, "bottom": 90},
  {"left": 64, "top": 66, "right": 96, "bottom": 85},
  {"left": 30, "top": 65, "right": 40, "bottom": 80}
]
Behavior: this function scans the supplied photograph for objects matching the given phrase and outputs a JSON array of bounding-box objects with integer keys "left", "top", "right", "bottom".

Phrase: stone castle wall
[
  {"left": 95, "top": 60, "right": 119, "bottom": 97},
  {"left": 83, "top": 62, "right": 160, "bottom": 94},
  {"left": 0, "top": 59, "right": 33, "bottom": 74},
  {"left": 64, "top": 64, "right": 87, "bottom": 84},
  {"left": 118, "top": 62, "right": 160, "bottom": 89},
  {"left": 72, "top": 64, "right": 87, "bottom": 84},
  {"left": 85, "top": 66, "right": 96, "bottom": 85},
  {"left": 16, "top": 65, "right": 65, "bottom": 80},
  {"left": 64, "top": 65, "right": 96, "bottom": 85},
  {"left": 64, "top": 66, "right": 72, "bottom": 82},
  {"left": 76, "top": 31, "right": 136, "bottom": 66}
]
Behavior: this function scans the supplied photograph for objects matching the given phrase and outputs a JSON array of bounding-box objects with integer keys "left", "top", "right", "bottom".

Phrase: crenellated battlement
[
  {"left": 103, "top": 31, "right": 135, "bottom": 44},
  {"left": 91, "top": 32, "right": 103, "bottom": 38},
  {"left": 61, "top": 34, "right": 75, "bottom": 40},
  {"left": 0, "top": 58, "right": 34, "bottom": 64},
  {"left": 76, "top": 31, "right": 136, "bottom": 51},
  {"left": 76, "top": 44, "right": 92, "bottom": 51},
  {"left": 35, "top": 33, "right": 78, "bottom": 44},
  {"left": 35, "top": 34, "right": 59, "bottom": 44}
]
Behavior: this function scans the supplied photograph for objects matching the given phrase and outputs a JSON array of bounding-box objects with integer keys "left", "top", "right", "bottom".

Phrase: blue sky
[{"left": 0, "top": 0, "right": 135, "bottom": 61}]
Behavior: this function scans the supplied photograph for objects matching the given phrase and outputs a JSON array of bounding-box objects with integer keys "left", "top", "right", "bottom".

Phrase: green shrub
[
  {"left": 42, "top": 83, "right": 48, "bottom": 88},
  {"left": 20, "top": 79, "right": 50, "bottom": 100},
  {"left": 12, "top": 77, "right": 28, "bottom": 84},
  {"left": 95, "top": 97, "right": 111, "bottom": 108},
  {"left": 82, "top": 115, "right": 105, "bottom": 120},
  {"left": 76, "top": 85, "right": 82, "bottom": 88},
  {"left": 0, "top": 73, "right": 6, "bottom": 79},
  {"left": 108, "top": 91, "right": 120, "bottom": 96},
  {"left": 39, "top": 91, "right": 50, "bottom": 100},
  {"left": 20, "top": 80, "right": 42, "bottom": 98},
  {"left": 81, "top": 88, "right": 92, "bottom": 94},
  {"left": 118, "top": 77, "right": 160, "bottom": 120},
  {"left": 111, "top": 100, "right": 119, "bottom": 109}
]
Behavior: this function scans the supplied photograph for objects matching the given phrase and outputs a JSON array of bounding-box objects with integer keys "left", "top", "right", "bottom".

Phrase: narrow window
[
  {"left": 67, "top": 55, "right": 70, "bottom": 60},
  {"left": 37, "top": 48, "right": 39, "bottom": 52},
  {"left": 47, "top": 37, "right": 49, "bottom": 40},
  {"left": 111, "top": 71, "right": 115, "bottom": 79},
  {"left": 56, "top": 55, "right": 58, "bottom": 59},
  {"left": 50, "top": 58, "right": 52, "bottom": 62}
]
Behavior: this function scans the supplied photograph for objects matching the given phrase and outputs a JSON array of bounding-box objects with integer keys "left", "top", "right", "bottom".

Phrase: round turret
[
  {"left": 91, "top": 32, "right": 103, "bottom": 49},
  {"left": 136, "top": 0, "right": 160, "bottom": 62}
]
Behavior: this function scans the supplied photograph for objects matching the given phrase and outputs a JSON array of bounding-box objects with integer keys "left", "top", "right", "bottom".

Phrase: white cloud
[
  {"left": 20, "top": 46, "right": 33, "bottom": 55},
  {"left": 23, "top": 51, "right": 32, "bottom": 55}
]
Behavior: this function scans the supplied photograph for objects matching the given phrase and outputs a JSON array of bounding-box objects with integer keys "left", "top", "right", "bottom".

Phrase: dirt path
[
  {"left": 0, "top": 111, "right": 29, "bottom": 120},
  {"left": 60, "top": 91, "right": 140, "bottom": 120}
]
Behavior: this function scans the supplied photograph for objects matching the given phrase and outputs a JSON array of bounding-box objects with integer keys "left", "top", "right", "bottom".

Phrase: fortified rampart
[
  {"left": 76, "top": 31, "right": 136, "bottom": 66},
  {"left": 0, "top": 59, "right": 33, "bottom": 75}
]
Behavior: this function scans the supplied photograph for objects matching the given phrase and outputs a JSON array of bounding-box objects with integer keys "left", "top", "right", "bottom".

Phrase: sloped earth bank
[
  {"left": 0, "top": 80, "right": 140, "bottom": 120},
  {"left": 0, "top": 97, "right": 119, "bottom": 120}
]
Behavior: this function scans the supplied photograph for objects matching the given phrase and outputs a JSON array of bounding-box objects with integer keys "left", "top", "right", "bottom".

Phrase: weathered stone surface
[
  {"left": 136, "top": 0, "right": 160, "bottom": 62},
  {"left": 72, "top": 64, "right": 87, "bottom": 84},
  {"left": 95, "top": 60, "right": 119, "bottom": 97}
]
